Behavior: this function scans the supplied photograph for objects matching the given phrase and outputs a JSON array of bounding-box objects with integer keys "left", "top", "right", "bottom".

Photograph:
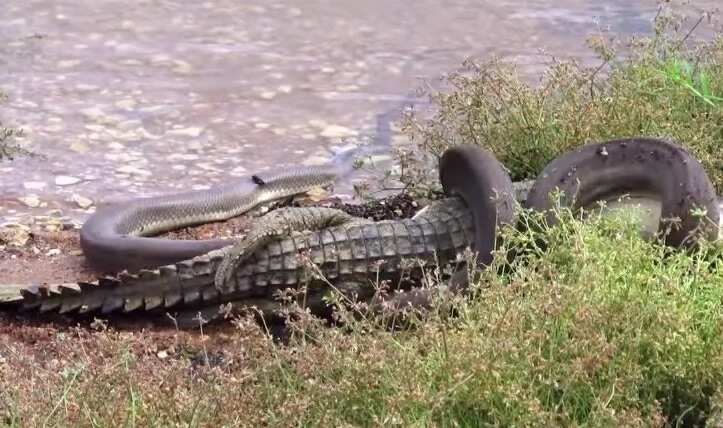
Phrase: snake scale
[
  {"left": 80, "top": 165, "right": 340, "bottom": 273},
  {"left": 2, "top": 138, "right": 720, "bottom": 328}
]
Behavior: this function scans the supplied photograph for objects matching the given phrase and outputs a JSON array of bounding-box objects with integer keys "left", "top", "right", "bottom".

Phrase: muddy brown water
[{"left": 0, "top": 0, "right": 719, "bottom": 225}]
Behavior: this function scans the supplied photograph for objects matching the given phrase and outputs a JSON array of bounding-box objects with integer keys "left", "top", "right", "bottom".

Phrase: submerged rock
[{"left": 55, "top": 175, "right": 82, "bottom": 186}]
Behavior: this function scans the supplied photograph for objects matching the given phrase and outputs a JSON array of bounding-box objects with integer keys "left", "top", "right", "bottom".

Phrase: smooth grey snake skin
[
  {"left": 80, "top": 165, "right": 342, "bottom": 273},
  {"left": 79, "top": 94, "right": 423, "bottom": 275},
  {"left": 79, "top": 135, "right": 723, "bottom": 275}
]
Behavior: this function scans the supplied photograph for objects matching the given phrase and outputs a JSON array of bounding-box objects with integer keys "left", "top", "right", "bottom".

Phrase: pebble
[
  {"left": 18, "top": 195, "right": 42, "bottom": 208},
  {"left": 368, "top": 154, "right": 392, "bottom": 163},
  {"left": 320, "top": 125, "right": 358, "bottom": 139},
  {"left": 85, "top": 124, "right": 105, "bottom": 133},
  {"left": 23, "top": 181, "right": 47, "bottom": 190},
  {"left": 229, "top": 166, "right": 247, "bottom": 175},
  {"left": 70, "top": 141, "right": 90, "bottom": 153},
  {"left": 167, "top": 127, "right": 204, "bottom": 138},
  {"left": 386, "top": 65, "right": 402, "bottom": 75},
  {"left": 71, "top": 194, "right": 94, "bottom": 209},
  {"left": 55, "top": 175, "right": 82, "bottom": 186},
  {"left": 302, "top": 155, "right": 330, "bottom": 166},
  {"left": 58, "top": 59, "right": 81, "bottom": 68},
  {"left": 172, "top": 60, "right": 194, "bottom": 75},
  {"left": 336, "top": 84, "right": 360, "bottom": 91},
  {"left": 0, "top": 224, "right": 31, "bottom": 247},
  {"left": 114, "top": 98, "right": 137, "bottom": 110},
  {"left": 76, "top": 83, "right": 98, "bottom": 91},
  {"left": 45, "top": 124, "right": 65, "bottom": 133},
  {"left": 308, "top": 119, "right": 327, "bottom": 129},
  {"left": 330, "top": 143, "right": 358, "bottom": 155},
  {"left": 258, "top": 91, "right": 277, "bottom": 100},
  {"left": 197, "top": 163, "right": 220, "bottom": 172},
  {"left": 118, "top": 119, "right": 143, "bottom": 130},
  {"left": 116, "top": 165, "right": 152, "bottom": 176},
  {"left": 46, "top": 248, "right": 61, "bottom": 257},
  {"left": 79, "top": 106, "right": 105, "bottom": 119}
]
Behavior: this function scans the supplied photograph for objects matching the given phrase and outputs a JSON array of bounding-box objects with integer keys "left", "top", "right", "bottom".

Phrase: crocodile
[
  {"left": 6, "top": 145, "right": 519, "bottom": 326},
  {"left": 17, "top": 198, "right": 478, "bottom": 325},
  {"left": 5, "top": 139, "right": 720, "bottom": 327}
]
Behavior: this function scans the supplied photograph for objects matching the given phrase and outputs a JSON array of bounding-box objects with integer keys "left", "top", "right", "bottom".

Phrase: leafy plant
[
  {"left": 400, "top": 4, "right": 723, "bottom": 194},
  {"left": 0, "top": 92, "right": 30, "bottom": 161}
]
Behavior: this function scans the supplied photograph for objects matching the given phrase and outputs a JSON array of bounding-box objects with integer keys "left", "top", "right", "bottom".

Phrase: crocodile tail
[{"left": 17, "top": 248, "right": 229, "bottom": 315}]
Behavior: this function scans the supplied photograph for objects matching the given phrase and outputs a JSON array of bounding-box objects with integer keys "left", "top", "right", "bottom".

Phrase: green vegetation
[
  {"left": 400, "top": 7, "right": 723, "bottom": 195},
  {"left": 3, "top": 207, "right": 722, "bottom": 426},
  {"left": 0, "top": 125, "right": 26, "bottom": 161},
  {"left": 0, "top": 92, "right": 29, "bottom": 161},
  {"left": 2, "top": 3, "right": 723, "bottom": 427}
]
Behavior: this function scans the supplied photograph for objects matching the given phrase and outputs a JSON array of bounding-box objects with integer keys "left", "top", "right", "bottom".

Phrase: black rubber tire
[
  {"left": 524, "top": 137, "right": 720, "bottom": 247},
  {"left": 439, "top": 145, "right": 517, "bottom": 266}
]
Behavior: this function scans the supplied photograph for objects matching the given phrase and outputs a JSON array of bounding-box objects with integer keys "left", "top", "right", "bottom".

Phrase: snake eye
[{"left": 251, "top": 175, "right": 266, "bottom": 186}]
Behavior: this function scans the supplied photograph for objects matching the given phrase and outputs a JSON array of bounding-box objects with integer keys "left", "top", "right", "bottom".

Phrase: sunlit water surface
[{"left": 0, "top": 0, "right": 718, "bottom": 224}]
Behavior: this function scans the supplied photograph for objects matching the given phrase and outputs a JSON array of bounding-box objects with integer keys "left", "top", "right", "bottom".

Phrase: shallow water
[{"left": 0, "top": 0, "right": 718, "bottom": 223}]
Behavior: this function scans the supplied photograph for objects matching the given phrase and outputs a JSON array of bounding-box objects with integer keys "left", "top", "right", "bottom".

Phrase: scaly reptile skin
[
  {"left": 19, "top": 198, "right": 474, "bottom": 315},
  {"left": 80, "top": 165, "right": 340, "bottom": 273}
]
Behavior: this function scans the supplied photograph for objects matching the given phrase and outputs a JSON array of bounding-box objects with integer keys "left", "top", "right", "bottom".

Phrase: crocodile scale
[{"left": 19, "top": 198, "right": 474, "bottom": 315}]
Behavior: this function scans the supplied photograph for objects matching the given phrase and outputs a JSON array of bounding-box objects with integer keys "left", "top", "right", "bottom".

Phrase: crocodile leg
[
  {"left": 16, "top": 197, "right": 476, "bottom": 318},
  {"left": 214, "top": 207, "right": 368, "bottom": 291}
]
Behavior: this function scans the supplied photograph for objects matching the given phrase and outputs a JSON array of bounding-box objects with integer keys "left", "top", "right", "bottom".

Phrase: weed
[
  {"left": 2, "top": 203, "right": 721, "bottom": 426},
  {"left": 2, "top": 2, "right": 722, "bottom": 427},
  {"left": 400, "top": 3, "right": 723, "bottom": 195},
  {"left": 0, "top": 91, "right": 31, "bottom": 161}
]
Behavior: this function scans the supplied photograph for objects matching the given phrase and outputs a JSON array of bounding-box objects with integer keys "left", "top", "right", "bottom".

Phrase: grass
[
  {"left": 398, "top": 5, "right": 723, "bottom": 196},
  {"left": 2, "top": 2, "right": 723, "bottom": 427},
  {"left": 2, "top": 206, "right": 722, "bottom": 426},
  {"left": 0, "top": 91, "right": 29, "bottom": 161}
]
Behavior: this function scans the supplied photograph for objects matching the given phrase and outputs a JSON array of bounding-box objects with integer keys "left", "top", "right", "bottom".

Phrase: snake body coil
[{"left": 80, "top": 166, "right": 339, "bottom": 273}]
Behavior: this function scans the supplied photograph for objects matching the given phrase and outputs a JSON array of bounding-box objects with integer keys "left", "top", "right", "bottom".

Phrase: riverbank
[{"left": 2, "top": 3, "right": 722, "bottom": 426}]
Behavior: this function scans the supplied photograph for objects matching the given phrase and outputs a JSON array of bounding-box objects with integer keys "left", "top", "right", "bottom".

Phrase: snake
[
  {"left": 79, "top": 88, "right": 422, "bottom": 275},
  {"left": 80, "top": 135, "right": 721, "bottom": 277},
  {"left": 78, "top": 139, "right": 517, "bottom": 276},
  {"left": 80, "top": 165, "right": 341, "bottom": 273},
  {"left": 524, "top": 137, "right": 720, "bottom": 247}
]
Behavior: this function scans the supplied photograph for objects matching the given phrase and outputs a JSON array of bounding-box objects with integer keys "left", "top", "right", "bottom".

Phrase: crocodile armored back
[{"left": 20, "top": 198, "right": 475, "bottom": 315}]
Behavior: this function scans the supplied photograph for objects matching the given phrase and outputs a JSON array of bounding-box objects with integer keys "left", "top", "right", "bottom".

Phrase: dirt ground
[{"left": 0, "top": 193, "right": 421, "bottom": 340}]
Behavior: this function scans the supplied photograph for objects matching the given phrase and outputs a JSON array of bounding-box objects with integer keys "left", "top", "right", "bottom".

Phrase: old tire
[
  {"left": 439, "top": 145, "right": 517, "bottom": 265},
  {"left": 524, "top": 137, "right": 719, "bottom": 247}
]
